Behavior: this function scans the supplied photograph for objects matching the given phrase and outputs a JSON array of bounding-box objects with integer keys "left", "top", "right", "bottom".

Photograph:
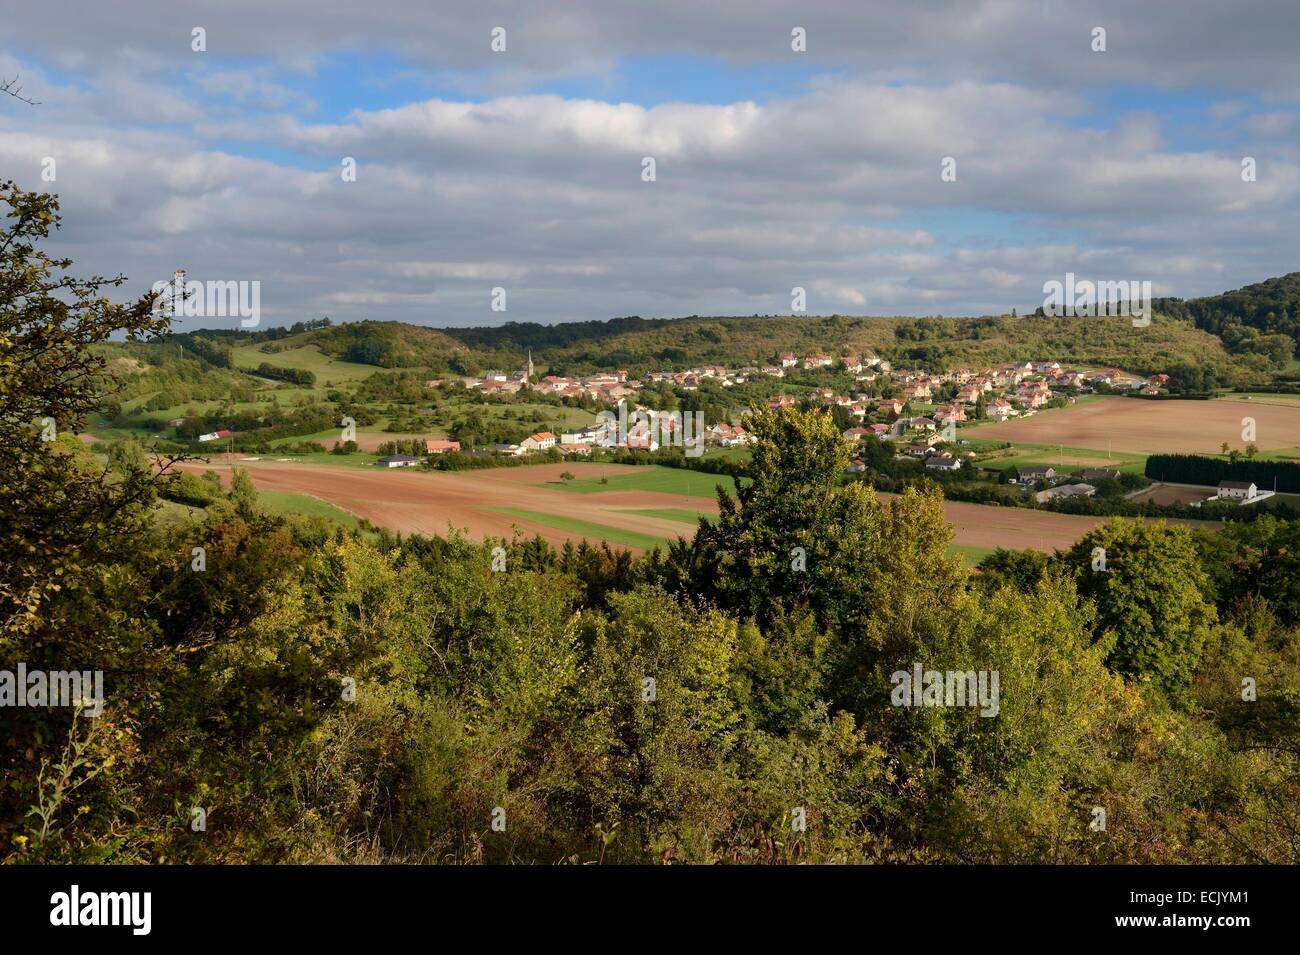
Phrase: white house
[
  {"left": 925, "top": 454, "right": 962, "bottom": 472},
  {"left": 1217, "top": 480, "right": 1257, "bottom": 500},
  {"left": 376, "top": 454, "right": 420, "bottom": 468},
  {"left": 521, "top": 431, "right": 557, "bottom": 452},
  {"left": 560, "top": 428, "right": 601, "bottom": 446}
]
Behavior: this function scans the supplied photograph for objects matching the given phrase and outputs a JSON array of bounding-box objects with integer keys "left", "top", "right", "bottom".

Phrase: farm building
[
  {"left": 376, "top": 454, "right": 420, "bottom": 469},
  {"left": 521, "top": 432, "right": 557, "bottom": 451},
  {"left": 1217, "top": 480, "right": 1257, "bottom": 500},
  {"left": 1036, "top": 483, "right": 1096, "bottom": 503},
  {"left": 925, "top": 454, "right": 962, "bottom": 472},
  {"left": 1016, "top": 465, "right": 1058, "bottom": 483}
]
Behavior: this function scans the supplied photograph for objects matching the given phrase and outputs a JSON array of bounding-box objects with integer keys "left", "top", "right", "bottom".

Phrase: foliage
[{"left": 1145, "top": 452, "right": 1300, "bottom": 493}]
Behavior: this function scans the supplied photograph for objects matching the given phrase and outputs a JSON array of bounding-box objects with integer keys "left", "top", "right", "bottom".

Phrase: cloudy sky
[{"left": 3, "top": 0, "right": 1298, "bottom": 330}]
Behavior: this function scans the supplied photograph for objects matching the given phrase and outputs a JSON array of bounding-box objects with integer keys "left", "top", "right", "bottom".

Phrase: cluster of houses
[
  {"left": 432, "top": 350, "right": 642, "bottom": 404},
  {"left": 376, "top": 410, "right": 755, "bottom": 467},
  {"left": 433, "top": 348, "right": 1168, "bottom": 442},
  {"left": 751, "top": 355, "right": 1171, "bottom": 476},
  {"left": 389, "top": 348, "right": 1173, "bottom": 469},
  {"left": 1002, "top": 465, "right": 1127, "bottom": 501},
  {"left": 766, "top": 357, "right": 1166, "bottom": 430}
]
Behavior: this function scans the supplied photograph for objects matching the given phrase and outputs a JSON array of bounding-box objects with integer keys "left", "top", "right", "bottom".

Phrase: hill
[
  {"left": 1155, "top": 272, "right": 1299, "bottom": 371},
  {"left": 183, "top": 310, "right": 1258, "bottom": 385}
]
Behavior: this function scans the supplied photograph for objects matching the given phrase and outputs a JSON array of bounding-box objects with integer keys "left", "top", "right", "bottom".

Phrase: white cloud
[{"left": 2, "top": 2, "right": 1299, "bottom": 326}]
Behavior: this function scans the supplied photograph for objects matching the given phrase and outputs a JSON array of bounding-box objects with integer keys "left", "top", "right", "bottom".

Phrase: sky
[{"left": 2, "top": 0, "right": 1299, "bottom": 331}]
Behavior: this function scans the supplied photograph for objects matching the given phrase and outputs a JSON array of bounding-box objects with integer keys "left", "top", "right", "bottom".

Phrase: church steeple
[{"left": 526, "top": 348, "right": 534, "bottom": 384}]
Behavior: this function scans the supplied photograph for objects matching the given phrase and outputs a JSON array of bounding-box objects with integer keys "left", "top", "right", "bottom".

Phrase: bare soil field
[
  {"left": 1129, "top": 484, "right": 1210, "bottom": 506},
  {"left": 180, "top": 459, "right": 713, "bottom": 550},
  {"left": 178, "top": 459, "right": 1136, "bottom": 554},
  {"left": 970, "top": 397, "right": 1300, "bottom": 455}
]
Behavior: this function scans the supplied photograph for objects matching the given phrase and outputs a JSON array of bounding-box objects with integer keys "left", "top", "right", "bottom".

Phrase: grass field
[
  {"left": 151, "top": 489, "right": 362, "bottom": 530},
  {"left": 947, "top": 543, "right": 998, "bottom": 565},
  {"left": 620, "top": 507, "right": 717, "bottom": 525},
  {"left": 1202, "top": 447, "right": 1300, "bottom": 462},
  {"left": 969, "top": 441, "right": 1148, "bottom": 476},
  {"left": 258, "top": 490, "right": 362, "bottom": 528},
  {"left": 229, "top": 342, "right": 379, "bottom": 385},
  {"left": 543, "top": 467, "right": 743, "bottom": 497},
  {"left": 488, "top": 507, "right": 673, "bottom": 550},
  {"left": 1217, "top": 392, "right": 1300, "bottom": 408},
  {"left": 219, "top": 451, "right": 387, "bottom": 469}
]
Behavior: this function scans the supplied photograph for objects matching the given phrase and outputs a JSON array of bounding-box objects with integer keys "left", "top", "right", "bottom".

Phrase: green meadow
[
  {"left": 966, "top": 440, "right": 1148, "bottom": 476},
  {"left": 488, "top": 507, "right": 673, "bottom": 550},
  {"left": 542, "top": 465, "right": 743, "bottom": 498},
  {"left": 256, "top": 491, "right": 363, "bottom": 528},
  {"left": 618, "top": 507, "right": 717, "bottom": 525}
]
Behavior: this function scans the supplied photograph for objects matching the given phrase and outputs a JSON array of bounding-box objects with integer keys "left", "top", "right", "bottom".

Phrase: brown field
[
  {"left": 176, "top": 459, "right": 1153, "bottom": 555},
  {"left": 970, "top": 397, "right": 1300, "bottom": 455},
  {"left": 1129, "top": 484, "right": 1211, "bottom": 506}
]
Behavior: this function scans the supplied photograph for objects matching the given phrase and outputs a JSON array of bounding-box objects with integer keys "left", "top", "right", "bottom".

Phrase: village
[{"left": 372, "top": 350, "right": 1171, "bottom": 479}]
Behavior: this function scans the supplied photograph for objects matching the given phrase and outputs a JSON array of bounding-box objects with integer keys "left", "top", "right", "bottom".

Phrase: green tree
[
  {"left": 1066, "top": 521, "right": 1217, "bottom": 701},
  {"left": 685, "top": 405, "right": 882, "bottom": 630}
]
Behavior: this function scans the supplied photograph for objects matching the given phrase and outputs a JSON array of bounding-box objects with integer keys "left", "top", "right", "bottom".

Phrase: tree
[
  {"left": 1, "top": 74, "right": 39, "bottom": 105},
  {"left": 0, "top": 180, "right": 169, "bottom": 640},
  {"left": 578, "top": 587, "right": 741, "bottom": 860},
  {"left": 684, "top": 405, "right": 882, "bottom": 630},
  {"left": 1065, "top": 521, "right": 1217, "bottom": 701}
]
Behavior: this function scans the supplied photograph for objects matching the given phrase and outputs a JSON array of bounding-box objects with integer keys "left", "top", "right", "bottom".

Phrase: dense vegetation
[
  {"left": 5, "top": 182, "right": 1299, "bottom": 865},
  {"left": 1155, "top": 272, "right": 1300, "bottom": 371},
  {"left": 136, "top": 295, "right": 1287, "bottom": 392},
  {"left": 1146, "top": 453, "right": 1300, "bottom": 494},
  {"left": 232, "top": 310, "right": 1263, "bottom": 387}
]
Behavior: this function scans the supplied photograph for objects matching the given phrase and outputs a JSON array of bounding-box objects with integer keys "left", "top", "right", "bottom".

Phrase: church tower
[{"left": 526, "top": 348, "right": 534, "bottom": 384}]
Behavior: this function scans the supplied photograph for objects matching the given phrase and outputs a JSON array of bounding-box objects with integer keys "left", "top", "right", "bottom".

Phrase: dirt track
[{"left": 178, "top": 459, "right": 1136, "bottom": 554}]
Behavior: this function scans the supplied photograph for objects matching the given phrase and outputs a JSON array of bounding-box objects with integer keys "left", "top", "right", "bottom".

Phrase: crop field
[
  {"left": 967, "top": 396, "right": 1300, "bottom": 457},
  {"left": 177, "top": 459, "right": 1150, "bottom": 556}
]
